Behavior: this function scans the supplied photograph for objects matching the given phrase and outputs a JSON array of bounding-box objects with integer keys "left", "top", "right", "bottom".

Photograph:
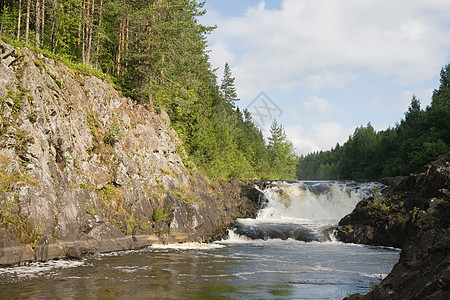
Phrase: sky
[{"left": 200, "top": 0, "right": 450, "bottom": 155}]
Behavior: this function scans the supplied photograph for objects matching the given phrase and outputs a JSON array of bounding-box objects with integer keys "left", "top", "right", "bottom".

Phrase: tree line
[
  {"left": 0, "top": 0, "right": 298, "bottom": 180},
  {"left": 296, "top": 64, "right": 450, "bottom": 180}
]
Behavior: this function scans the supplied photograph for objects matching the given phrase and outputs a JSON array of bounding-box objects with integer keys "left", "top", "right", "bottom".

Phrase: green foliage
[
  {"left": 4, "top": 87, "right": 26, "bottom": 116},
  {"left": 1, "top": 196, "right": 16, "bottom": 212},
  {"left": 12, "top": 97, "right": 21, "bottom": 115},
  {"left": 33, "top": 60, "right": 43, "bottom": 71},
  {"left": 172, "top": 190, "right": 183, "bottom": 198},
  {"left": 297, "top": 65, "right": 450, "bottom": 180},
  {"left": 410, "top": 206, "right": 420, "bottom": 216},
  {"left": 220, "top": 63, "right": 239, "bottom": 107},
  {"left": 98, "top": 185, "right": 122, "bottom": 204},
  {"left": 0, "top": 0, "right": 298, "bottom": 181},
  {"left": 104, "top": 122, "right": 123, "bottom": 146},
  {"left": 0, "top": 171, "right": 38, "bottom": 194},
  {"left": 267, "top": 120, "right": 298, "bottom": 180},
  {"left": 153, "top": 207, "right": 170, "bottom": 222},
  {"left": 85, "top": 202, "right": 95, "bottom": 215},
  {"left": 102, "top": 186, "right": 115, "bottom": 196},
  {"left": 160, "top": 169, "right": 171, "bottom": 176}
]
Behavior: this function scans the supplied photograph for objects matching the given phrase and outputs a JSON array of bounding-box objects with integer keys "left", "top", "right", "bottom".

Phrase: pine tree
[
  {"left": 0, "top": 0, "right": 300, "bottom": 181},
  {"left": 268, "top": 120, "right": 298, "bottom": 180},
  {"left": 220, "top": 62, "right": 239, "bottom": 107}
]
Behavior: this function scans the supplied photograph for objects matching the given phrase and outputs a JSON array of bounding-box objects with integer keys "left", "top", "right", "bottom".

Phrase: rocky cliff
[
  {"left": 338, "top": 152, "right": 450, "bottom": 299},
  {"left": 0, "top": 40, "right": 260, "bottom": 265}
]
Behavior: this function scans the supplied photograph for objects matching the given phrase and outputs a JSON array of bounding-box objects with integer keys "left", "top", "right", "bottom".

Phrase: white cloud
[
  {"left": 280, "top": 125, "right": 319, "bottom": 155},
  {"left": 304, "top": 71, "right": 359, "bottom": 91},
  {"left": 395, "top": 87, "right": 435, "bottom": 113},
  {"left": 367, "top": 98, "right": 380, "bottom": 109},
  {"left": 285, "top": 122, "right": 355, "bottom": 155},
  {"left": 302, "top": 96, "right": 334, "bottom": 117},
  {"left": 206, "top": 0, "right": 450, "bottom": 98},
  {"left": 209, "top": 41, "right": 236, "bottom": 73},
  {"left": 204, "top": 0, "right": 450, "bottom": 155},
  {"left": 310, "top": 122, "right": 355, "bottom": 149}
]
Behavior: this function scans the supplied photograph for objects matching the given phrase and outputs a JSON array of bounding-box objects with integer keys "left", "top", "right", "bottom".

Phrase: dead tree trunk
[
  {"left": 25, "top": 0, "right": 31, "bottom": 44},
  {"left": 17, "top": 0, "right": 22, "bottom": 40},
  {"left": 116, "top": 19, "right": 123, "bottom": 76},
  {"left": 49, "top": 0, "right": 57, "bottom": 52},
  {"left": 94, "top": 0, "right": 103, "bottom": 69},
  {"left": 40, "top": 0, "right": 45, "bottom": 43},
  {"left": 35, "top": 0, "right": 41, "bottom": 48},
  {"left": 86, "top": 0, "right": 94, "bottom": 65}
]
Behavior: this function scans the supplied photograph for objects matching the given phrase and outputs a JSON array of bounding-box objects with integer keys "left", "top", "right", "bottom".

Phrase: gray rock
[
  {"left": 66, "top": 246, "right": 82, "bottom": 259},
  {"left": 2, "top": 56, "right": 15, "bottom": 67},
  {"left": 114, "top": 162, "right": 130, "bottom": 186},
  {"left": 0, "top": 40, "right": 260, "bottom": 266},
  {"left": 0, "top": 40, "right": 15, "bottom": 66},
  {"left": 35, "top": 235, "right": 65, "bottom": 261}
]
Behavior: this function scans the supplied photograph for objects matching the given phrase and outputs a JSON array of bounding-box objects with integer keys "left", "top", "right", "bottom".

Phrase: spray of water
[
  {"left": 228, "top": 181, "right": 381, "bottom": 243},
  {"left": 257, "top": 181, "right": 378, "bottom": 223}
]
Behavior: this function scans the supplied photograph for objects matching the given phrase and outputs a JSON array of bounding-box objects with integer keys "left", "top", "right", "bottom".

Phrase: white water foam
[
  {"left": 224, "top": 181, "right": 381, "bottom": 243},
  {"left": 149, "top": 242, "right": 225, "bottom": 250},
  {"left": 0, "top": 259, "right": 86, "bottom": 279},
  {"left": 216, "top": 229, "right": 255, "bottom": 245},
  {"left": 257, "top": 181, "right": 378, "bottom": 223}
]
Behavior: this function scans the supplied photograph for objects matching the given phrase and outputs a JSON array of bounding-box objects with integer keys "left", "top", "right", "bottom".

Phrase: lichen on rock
[{"left": 0, "top": 40, "right": 260, "bottom": 265}]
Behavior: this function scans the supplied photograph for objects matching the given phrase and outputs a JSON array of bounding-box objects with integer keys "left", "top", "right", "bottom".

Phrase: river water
[{"left": 0, "top": 181, "right": 400, "bottom": 299}]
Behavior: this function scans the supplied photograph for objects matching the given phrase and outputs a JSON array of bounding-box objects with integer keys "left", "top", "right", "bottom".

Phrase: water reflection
[{"left": 0, "top": 242, "right": 399, "bottom": 300}]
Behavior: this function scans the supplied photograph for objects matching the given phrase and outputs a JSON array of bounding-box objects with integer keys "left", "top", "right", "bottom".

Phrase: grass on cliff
[
  {"left": 3, "top": 37, "right": 116, "bottom": 86},
  {"left": 0, "top": 154, "right": 38, "bottom": 194},
  {"left": 153, "top": 207, "right": 170, "bottom": 222}
]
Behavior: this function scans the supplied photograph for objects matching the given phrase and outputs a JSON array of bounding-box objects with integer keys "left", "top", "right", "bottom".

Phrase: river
[{"left": 0, "top": 181, "right": 400, "bottom": 299}]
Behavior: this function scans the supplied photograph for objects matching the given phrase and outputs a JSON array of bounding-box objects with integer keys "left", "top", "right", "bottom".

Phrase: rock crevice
[
  {"left": 0, "top": 41, "right": 260, "bottom": 265},
  {"left": 338, "top": 152, "right": 450, "bottom": 299}
]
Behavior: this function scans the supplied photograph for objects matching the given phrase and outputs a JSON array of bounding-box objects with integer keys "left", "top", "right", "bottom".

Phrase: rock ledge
[{"left": 338, "top": 152, "right": 450, "bottom": 299}]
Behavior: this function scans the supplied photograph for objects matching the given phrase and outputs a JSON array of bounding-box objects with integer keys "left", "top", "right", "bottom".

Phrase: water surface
[
  {"left": 0, "top": 181, "right": 400, "bottom": 299},
  {"left": 0, "top": 240, "right": 399, "bottom": 299}
]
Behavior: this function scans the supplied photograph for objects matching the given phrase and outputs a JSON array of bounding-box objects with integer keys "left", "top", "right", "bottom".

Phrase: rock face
[
  {"left": 338, "top": 152, "right": 450, "bottom": 299},
  {"left": 0, "top": 40, "right": 260, "bottom": 265}
]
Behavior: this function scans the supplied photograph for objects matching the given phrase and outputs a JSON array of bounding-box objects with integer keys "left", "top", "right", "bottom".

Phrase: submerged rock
[
  {"left": 0, "top": 40, "right": 260, "bottom": 265},
  {"left": 339, "top": 151, "right": 450, "bottom": 299},
  {"left": 232, "top": 222, "right": 323, "bottom": 242}
]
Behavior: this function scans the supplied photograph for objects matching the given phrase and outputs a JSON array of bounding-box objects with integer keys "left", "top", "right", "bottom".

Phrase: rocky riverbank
[
  {"left": 0, "top": 40, "right": 262, "bottom": 265},
  {"left": 338, "top": 152, "right": 450, "bottom": 299}
]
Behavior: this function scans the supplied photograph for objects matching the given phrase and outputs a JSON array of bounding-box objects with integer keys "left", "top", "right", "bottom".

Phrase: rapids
[
  {"left": 232, "top": 181, "right": 380, "bottom": 242},
  {"left": 0, "top": 181, "right": 399, "bottom": 300}
]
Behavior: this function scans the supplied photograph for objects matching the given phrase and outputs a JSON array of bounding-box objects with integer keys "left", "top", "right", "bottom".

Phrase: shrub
[
  {"left": 153, "top": 207, "right": 170, "bottom": 221},
  {"left": 104, "top": 122, "right": 123, "bottom": 145}
]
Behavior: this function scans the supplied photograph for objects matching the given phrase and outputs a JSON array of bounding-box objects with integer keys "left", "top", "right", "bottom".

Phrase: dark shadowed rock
[
  {"left": 339, "top": 151, "right": 450, "bottom": 299},
  {"left": 232, "top": 221, "right": 324, "bottom": 242},
  {"left": 66, "top": 246, "right": 82, "bottom": 259}
]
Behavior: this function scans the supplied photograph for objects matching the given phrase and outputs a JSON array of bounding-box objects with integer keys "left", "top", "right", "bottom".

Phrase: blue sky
[{"left": 200, "top": 0, "right": 450, "bottom": 155}]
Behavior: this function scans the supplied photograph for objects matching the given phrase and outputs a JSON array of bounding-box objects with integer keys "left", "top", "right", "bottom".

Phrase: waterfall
[{"left": 230, "top": 181, "right": 380, "bottom": 242}]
